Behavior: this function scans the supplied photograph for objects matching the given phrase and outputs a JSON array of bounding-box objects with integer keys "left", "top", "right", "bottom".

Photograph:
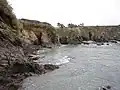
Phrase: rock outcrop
[
  {"left": 0, "top": 0, "right": 59, "bottom": 90},
  {"left": 57, "top": 26, "right": 120, "bottom": 44},
  {"left": 20, "top": 19, "right": 59, "bottom": 46},
  {"left": 0, "top": 0, "right": 120, "bottom": 89},
  {"left": 57, "top": 27, "right": 82, "bottom": 44}
]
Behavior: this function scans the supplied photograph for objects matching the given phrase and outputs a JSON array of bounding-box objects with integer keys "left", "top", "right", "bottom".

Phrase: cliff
[
  {"left": 20, "top": 19, "right": 59, "bottom": 46},
  {"left": 57, "top": 26, "right": 120, "bottom": 44},
  {"left": 0, "top": 0, "right": 59, "bottom": 47},
  {"left": 0, "top": 0, "right": 120, "bottom": 89},
  {"left": 0, "top": 0, "right": 59, "bottom": 90}
]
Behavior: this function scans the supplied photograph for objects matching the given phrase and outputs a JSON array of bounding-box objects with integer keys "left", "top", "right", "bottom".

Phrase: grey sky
[{"left": 8, "top": 0, "right": 120, "bottom": 26}]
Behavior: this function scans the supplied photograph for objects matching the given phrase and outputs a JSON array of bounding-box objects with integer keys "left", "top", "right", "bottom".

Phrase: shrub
[{"left": 0, "top": 0, "right": 18, "bottom": 29}]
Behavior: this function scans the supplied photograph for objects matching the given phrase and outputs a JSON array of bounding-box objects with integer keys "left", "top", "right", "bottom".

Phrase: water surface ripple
[{"left": 21, "top": 43, "right": 120, "bottom": 90}]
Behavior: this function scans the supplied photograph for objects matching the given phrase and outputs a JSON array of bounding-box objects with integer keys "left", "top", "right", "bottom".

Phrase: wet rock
[
  {"left": 0, "top": 62, "right": 59, "bottom": 90},
  {"left": 101, "top": 43, "right": 104, "bottom": 45},
  {"left": 44, "top": 64, "right": 59, "bottom": 71},
  {"left": 97, "top": 43, "right": 102, "bottom": 46},
  {"left": 11, "top": 62, "right": 31, "bottom": 74},
  {"left": 8, "top": 84, "right": 20, "bottom": 90},
  {"left": 96, "top": 43, "right": 104, "bottom": 46},
  {"left": 106, "top": 85, "right": 111, "bottom": 89},
  {"left": 31, "top": 57, "right": 40, "bottom": 60},
  {"left": 110, "top": 40, "right": 117, "bottom": 43},
  {"left": 0, "top": 86, "right": 6, "bottom": 90},
  {"left": 98, "top": 85, "right": 112, "bottom": 90},
  {"left": 11, "top": 74, "right": 18, "bottom": 79},
  {"left": 82, "top": 42, "right": 89, "bottom": 45},
  {"left": 11, "top": 62, "right": 46, "bottom": 74},
  {"left": 0, "top": 77, "right": 11, "bottom": 85},
  {"left": 102, "top": 87, "right": 107, "bottom": 90},
  {"left": 23, "top": 72, "right": 32, "bottom": 77}
]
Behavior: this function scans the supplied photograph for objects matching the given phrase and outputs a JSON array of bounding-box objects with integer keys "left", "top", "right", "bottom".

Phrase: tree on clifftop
[
  {"left": 78, "top": 23, "right": 84, "bottom": 27},
  {"left": 68, "top": 23, "right": 78, "bottom": 28},
  {"left": 57, "top": 23, "right": 65, "bottom": 28}
]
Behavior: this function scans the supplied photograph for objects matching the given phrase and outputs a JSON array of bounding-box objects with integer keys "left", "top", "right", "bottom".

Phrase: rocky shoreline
[
  {"left": 0, "top": 42, "right": 59, "bottom": 90},
  {"left": 0, "top": 1, "right": 60, "bottom": 89},
  {"left": 57, "top": 25, "right": 120, "bottom": 44},
  {"left": 0, "top": 0, "right": 120, "bottom": 90}
]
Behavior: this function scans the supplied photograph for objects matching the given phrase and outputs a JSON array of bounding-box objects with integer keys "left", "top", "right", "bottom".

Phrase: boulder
[
  {"left": 110, "top": 40, "right": 117, "bottom": 43},
  {"left": 44, "top": 64, "right": 59, "bottom": 71}
]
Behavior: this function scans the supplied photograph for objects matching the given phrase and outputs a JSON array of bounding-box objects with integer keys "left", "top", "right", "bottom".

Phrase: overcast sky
[{"left": 8, "top": 0, "right": 120, "bottom": 26}]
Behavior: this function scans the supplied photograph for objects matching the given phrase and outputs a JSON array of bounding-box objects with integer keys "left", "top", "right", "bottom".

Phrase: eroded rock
[{"left": 44, "top": 64, "right": 59, "bottom": 71}]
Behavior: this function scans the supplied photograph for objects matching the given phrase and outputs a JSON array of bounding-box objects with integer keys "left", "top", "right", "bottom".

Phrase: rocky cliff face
[
  {"left": 20, "top": 19, "right": 59, "bottom": 46},
  {"left": 80, "top": 26, "right": 120, "bottom": 41},
  {"left": 0, "top": 0, "right": 120, "bottom": 89},
  {"left": 57, "top": 26, "right": 120, "bottom": 44},
  {"left": 0, "top": 0, "right": 59, "bottom": 89}
]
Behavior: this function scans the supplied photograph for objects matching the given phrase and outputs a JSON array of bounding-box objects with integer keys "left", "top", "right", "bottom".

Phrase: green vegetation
[{"left": 0, "top": 0, "right": 18, "bottom": 29}]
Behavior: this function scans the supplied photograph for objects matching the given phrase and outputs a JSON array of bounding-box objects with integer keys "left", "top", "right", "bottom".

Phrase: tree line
[{"left": 57, "top": 23, "right": 84, "bottom": 28}]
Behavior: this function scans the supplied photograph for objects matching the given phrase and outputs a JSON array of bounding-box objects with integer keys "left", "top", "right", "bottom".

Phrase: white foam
[
  {"left": 55, "top": 56, "right": 70, "bottom": 65},
  {"left": 86, "top": 40, "right": 94, "bottom": 43},
  {"left": 117, "top": 41, "right": 120, "bottom": 43}
]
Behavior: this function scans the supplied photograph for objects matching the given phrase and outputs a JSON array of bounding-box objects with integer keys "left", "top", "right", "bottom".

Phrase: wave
[{"left": 55, "top": 56, "right": 70, "bottom": 65}]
